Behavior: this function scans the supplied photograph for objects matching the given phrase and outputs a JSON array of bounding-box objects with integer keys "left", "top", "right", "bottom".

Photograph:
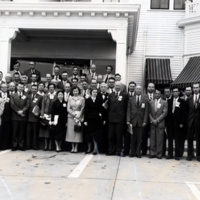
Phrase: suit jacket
[
  {"left": 24, "top": 69, "right": 41, "bottom": 83},
  {"left": 10, "top": 92, "right": 30, "bottom": 121},
  {"left": 127, "top": 95, "right": 149, "bottom": 127},
  {"left": 108, "top": 91, "right": 129, "bottom": 123},
  {"left": 80, "top": 89, "right": 91, "bottom": 99},
  {"left": 41, "top": 93, "right": 57, "bottom": 116},
  {"left": 167, "top": 97, "right": 187, "bottom": 127},
  {"left": 0, "top": 92, "right": 11, "bottom": 122},
  {"left": 27, "top": 93, "right": 43, "bottom": 122},
  {"left": 57, "top": 80, "right": 70, "bottom": 91},
  {"left": 121, "top": 84, "right": 127, "bottom": 93},
  {"left": 103, "top": 74, "right": 115, "bottom": 83},
  {"left": 87, "top": 72, "right": 98, "bottom": 83},
  {"left": 128, "top": 91, "right": 136, "bottom": 98},
  {"left": 149, "top": 98, "right": 168, "bottom": 128},
  {"left": 187, "top": 95, "right": 200, "bottom": 128},
  {"left": 84, "top": 97, "right": 103, "bottom": 122},
  {"left": 144, "top": 93, "right": 156, "bottom": 102},
  {"left": 51, "top": 74, "right": 62, "bottom": 82}
]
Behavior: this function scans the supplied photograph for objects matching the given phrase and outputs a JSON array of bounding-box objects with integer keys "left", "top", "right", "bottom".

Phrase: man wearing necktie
[
  {"left": 103, "top": 65, "right": 115, "bottom": 83},
  {"left": 26, "top": 84, "right": 42, "bottom": 150},
  {"left": 87, "top": 64, "right": 98, "bottom": 83},
  {"left": 166, "top": 87, "right": 186, "bottom": 160},
  {"left": 24, "top": 61, "right": 41, "bottom": 84},
  {"left": 187, "top": 83, "right": 200, "bottom": 161},
  {"left": 127, "top": 85, "right": 148, "bottom": 158},
  {"left": 9, "top": 62, "right": 23, "bottom": 81},
  {"left": 142, "top": 83, "right": 155, "bottom": 155},
  {"left": 64, "top": 82, "right": 71, "bottom": 102},
  {"left": 107, "top": 77, "right": 115, "bottom": 94},
  {"left": 107, "top": 81, "right": 129, "bottom": 156},
  {"left": 10, "top": 82, "right": 29, "bottom": 151},
  {"left": 148, "top": 88, "right": 168, "bottom": 159},
  {"left": 51, "top": 65, "right": 62, "bottom": 83}
]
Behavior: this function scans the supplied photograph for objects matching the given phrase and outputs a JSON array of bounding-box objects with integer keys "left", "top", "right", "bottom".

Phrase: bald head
[
  {"left": 115, "top": 81, "right": 122, "bottom": 92},
  {"left": 135, "top": 85, "right": 142, "bottom": 95}
]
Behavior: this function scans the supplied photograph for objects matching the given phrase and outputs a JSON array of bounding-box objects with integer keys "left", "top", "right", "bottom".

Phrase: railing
[{"left": 185, "top": 0, "right": 200, "bottom": 17}]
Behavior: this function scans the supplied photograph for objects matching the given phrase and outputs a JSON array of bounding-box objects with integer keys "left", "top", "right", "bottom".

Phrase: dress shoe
[
  {"left": 165, "top": 156, "right": 174, "bottom": 159},
  {"left": 149, "top": 155, "right": 156, "bottom": 159},
  {"left": 175, "top": 157, "right": 180, "bottom": 161},
  {"left": 129, "top": 154, "right": 134, "bottom": 158},
  {"left": 197, "top": 158, "right": 200, "bottom": 162},
  {"left": 12, "top": 147, "right": 17, "bottom": 151},
  {"left": 187, "top": 157, "right": 192, "bottom": 161},
  {"left": 115, "top": 152, "right": 121, "bottom": 156},
  {"left": 33, "top": 148, "right": 38, "bottom": 150},
  {"left": 192, "top": 155, "right": 196, "bottom": 159},
  {"left": 157, "top": 156, "right": 162, "bottom": 159},
  {"left": 92, "top": 152, "right": 97, "bottom": 155},
  {"left": 19, "top": 147, "right": 26, "bottom": 151},
  {"left": 43, "top": 147, "right": 48, "bottom": 151},
  {"left": 136, "top": 155, "right": 141, "bottom": 158}
]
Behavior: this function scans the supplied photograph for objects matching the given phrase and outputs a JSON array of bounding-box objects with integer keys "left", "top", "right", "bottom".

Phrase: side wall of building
[{"left": 127, "top": 0, "right": 185, "bottom": 87}]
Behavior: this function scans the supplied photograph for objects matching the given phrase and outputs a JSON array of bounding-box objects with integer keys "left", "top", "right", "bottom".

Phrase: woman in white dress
[{"left": 66, "top": 86, "right": 85, "bottom": 153}]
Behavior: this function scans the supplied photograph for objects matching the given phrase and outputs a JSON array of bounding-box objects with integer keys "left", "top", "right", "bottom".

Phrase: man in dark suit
[
  {"left": 68, "top": 66, "right": 80, "bottom": 83},
  {"left": 103, "top": 65, "right": 115, "bottom": 83},
  {"left": 26, "top": 73, "right": 39, "bottom": 92},
  {"left": 97, "top": 75, "right": 104, "bottom": 90},
  {"left": 24, "top": 61, "right": 41, "bottom": 83},
  {"left": 44, "top": 73, "right": 52, "bottom": 93},
  {"left": 187, "top": 83, "right": 200, "bottom": 161},
  {"left": 142, "top": 82, "right": 156, "bottom": 155},
  {"left": 57, "top": 71, "right": 70, "bottom": 91},
  {"left": 52, "top": 65, "right": 62, "bottom": 82},
  {"left": 0, "top": 83, "right": 12, "bottom": 150},
  {"left": 149, "top": 88, "right": 168, "bottom": 159},
  {"left": 121, "top": 81, "right": 137, "bottom": 157},
  {"left": 63, "top": 82, "right": 71, "bottom": 102},
  {"left": 98, "top": 82, "right": 109, "bottom": 154},
  {"left": 107, "top": 77, "right": 116, "bottom": 94},
  {"left": 10, "top": 82, "right": 29, "bottom": 151},
  {"left": 162, "top": 87, "right": 172, "bottom": 157},
  {"left": 13, "top": 73, "right": 21, "bottom": 87},
  {"left": 180, "top": 86, "right": 192, "bottom": 157},
  {"left": 26, "top": 84, "right": 42, "bottom": 150},
  {"left": 166, "top": 87, "right": 187, "bottom": 160},
  {"left": 107, "top": 81, "right": 129, "bottom": 156},
  {"left": 127, "top": 85, "right": 148, "bottom": 158}
]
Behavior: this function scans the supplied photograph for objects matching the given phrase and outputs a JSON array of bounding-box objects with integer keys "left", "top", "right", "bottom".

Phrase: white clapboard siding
[{"left": 127, "top": 0, "right": 185, "bottom": 87}]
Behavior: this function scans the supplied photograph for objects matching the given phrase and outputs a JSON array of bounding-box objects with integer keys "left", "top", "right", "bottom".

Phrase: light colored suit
[
  {"left": 103, "top": 74, "right": 115, "bottom": 83},
  {"left": 87, "top": 72, "right": 98, "bottom": 83},
  {"left": 148, "top": 98, "right": 168, "bottom": 157}
]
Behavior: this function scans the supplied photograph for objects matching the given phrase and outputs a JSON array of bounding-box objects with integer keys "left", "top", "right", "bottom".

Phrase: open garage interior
[{"left": 11, "top": 28, "right": 116, "bottom": 77}]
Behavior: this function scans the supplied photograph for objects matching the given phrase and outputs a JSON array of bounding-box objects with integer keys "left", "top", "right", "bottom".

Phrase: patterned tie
[{"left": 105, "top": 74, "right": 109, "bottom": 83}]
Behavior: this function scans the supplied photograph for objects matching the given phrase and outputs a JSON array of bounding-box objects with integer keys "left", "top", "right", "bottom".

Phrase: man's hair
[
  {"left": 54, "top": 65, "right": 60, "bottom": 69},
  {"left": 164, "top": 87, "right": 170, "bottom": 92},
  {"left": 128, "top": 81, "right": 136, "bottom": 86},
  {"left": 91, "top": 78, "right": 97, "bottom": 83},
  {"left": 14, "top": 61, "right": 20, "bottom": 66},
  {"left": 108, "top": 77, "right": 115, "bottom": 82},
  {"left": 81, "top": 73, "right": 87, "bottom": 78},
  {"left": 71, "top": 78, "right": 78, "bottom": 82},
  {"left": 172, "top": 87, "right": 180, "bottom": 92},
  {"left": 62, "top": 71, "right": 68, "bottom": 74},
  {"left": 115, "top": 73, "right": 121, "bottom": 77},
  {"left": 106, "top": 65, "right": 113, "bottom": 70}
]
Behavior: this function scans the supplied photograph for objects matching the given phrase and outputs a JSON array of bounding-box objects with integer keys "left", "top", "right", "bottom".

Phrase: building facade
[{"left": 0, "top": 0, "right": 197, "bottom": 87}]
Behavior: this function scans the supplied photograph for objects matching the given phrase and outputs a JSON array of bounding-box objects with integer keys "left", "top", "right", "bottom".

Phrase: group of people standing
[{"left": 0, "top": 61, "right": 199, "bottom": 162}]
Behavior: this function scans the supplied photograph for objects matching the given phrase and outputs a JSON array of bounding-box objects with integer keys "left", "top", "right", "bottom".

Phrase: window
[
  {"left": 151, "top": 0, "right": 169, "bottom": 9},
  {"left": 174, "top": 0, "right": 185, "bottom": 10}
]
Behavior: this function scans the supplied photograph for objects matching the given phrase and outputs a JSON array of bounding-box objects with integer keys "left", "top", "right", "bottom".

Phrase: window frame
[{"left": 173, "top": 0, "right": 185, "bottom": 10}]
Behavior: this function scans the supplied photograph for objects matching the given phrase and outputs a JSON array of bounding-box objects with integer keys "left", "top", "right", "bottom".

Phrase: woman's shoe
[
  {"left": 74, "top": 149, "right": 78, "bottom": 153},
  {"left": 92, "top": 152, "right": 97, "bottom": 155},
  {"left": 71, "top": 149, "right": 74, "bottom": 153}
]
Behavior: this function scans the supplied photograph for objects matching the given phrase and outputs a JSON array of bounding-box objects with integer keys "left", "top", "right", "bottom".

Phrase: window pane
[
  {"left": 160, "top": 0, "right": 169, "bottom": 9},
  {"left": 151, "top": 0, "right": 160, "bottom": 9},
  {"left": 151, "top": 0, "right": 169, "bottom": 9},
  {"left": 174, "top": 0, "right": 185, "bottom": 10}
]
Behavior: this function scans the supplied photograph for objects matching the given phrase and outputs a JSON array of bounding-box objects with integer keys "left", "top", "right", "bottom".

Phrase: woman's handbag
[{"left": 74, "top": 120, "right": 82, "bottom": 132}]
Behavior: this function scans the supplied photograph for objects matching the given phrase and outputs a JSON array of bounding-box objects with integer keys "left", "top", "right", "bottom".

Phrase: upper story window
[
  {"left": 174, "top": 0, "right": 185, "bottom": 10},
  {"left": 151, "top": 0, "right": 169, "bottom": 9}
]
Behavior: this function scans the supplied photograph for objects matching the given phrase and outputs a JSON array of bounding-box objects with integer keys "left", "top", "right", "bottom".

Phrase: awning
[
  {"left": 146, "top": 58, "right": 173, "bottom": 85},
  {"left": 171, "top": 56, "right": 200, "bottom": 88}
]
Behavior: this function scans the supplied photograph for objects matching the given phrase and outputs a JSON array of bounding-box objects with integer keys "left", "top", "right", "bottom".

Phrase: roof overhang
[{"left": 0, "top": 2, "right": 141, "bottom": 54}]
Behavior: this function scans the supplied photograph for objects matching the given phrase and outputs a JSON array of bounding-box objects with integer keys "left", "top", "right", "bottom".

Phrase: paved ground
[{"left": 0, "top": 150, "right": 200, "bottom": 200}]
